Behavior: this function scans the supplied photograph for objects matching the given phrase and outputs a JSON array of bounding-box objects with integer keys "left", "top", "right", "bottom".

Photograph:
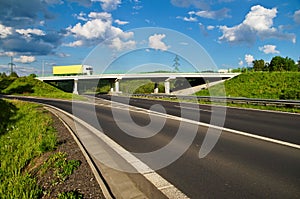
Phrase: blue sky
[{"left": 0, "top": 0, "right": 299, "bottom": 75}]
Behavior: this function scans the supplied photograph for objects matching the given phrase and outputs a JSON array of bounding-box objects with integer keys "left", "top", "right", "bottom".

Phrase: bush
[
  {"left": 0, "top": 99, "right": 18, "bottom": 135},
  {"left": 0, "top": 77, "right": 17, "bottom": 92}
]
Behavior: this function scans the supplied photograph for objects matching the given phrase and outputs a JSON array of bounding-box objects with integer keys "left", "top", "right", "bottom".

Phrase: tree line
[{"left": 232, "top": 56, "right": 300, "bottom": 72}]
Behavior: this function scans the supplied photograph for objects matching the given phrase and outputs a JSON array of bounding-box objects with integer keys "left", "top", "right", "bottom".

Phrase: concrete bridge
[{"left": 36, "top": 73, "right": 239, "bottom": 94}]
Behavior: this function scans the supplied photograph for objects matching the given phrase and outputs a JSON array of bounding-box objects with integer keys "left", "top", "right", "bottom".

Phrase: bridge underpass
[{"left": 37, "top": 73, "right": 239, "bottom": 95}]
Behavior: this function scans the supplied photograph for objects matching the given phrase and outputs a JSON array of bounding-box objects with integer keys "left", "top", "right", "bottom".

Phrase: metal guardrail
[{"left": 129, "top": 94, "right": 300, "bottom": 108}]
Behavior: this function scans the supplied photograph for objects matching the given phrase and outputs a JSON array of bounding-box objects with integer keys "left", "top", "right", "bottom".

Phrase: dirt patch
[{"left": 35, "top": 112, "right": 105, "bottom": 199}]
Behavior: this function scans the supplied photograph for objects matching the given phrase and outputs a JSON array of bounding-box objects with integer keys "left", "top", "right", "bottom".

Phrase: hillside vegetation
[
  {"left": 196, "top": 72, "right": 300, "bottom": 100},
  {"left": 0, "top": 99, "right": 57, "bottom": 198},
  {"left": 0, "top": 75, "right": 84, "bottom": 100}
]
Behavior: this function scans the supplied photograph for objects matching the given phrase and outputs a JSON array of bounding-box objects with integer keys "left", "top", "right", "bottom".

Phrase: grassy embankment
[
  {"left": 0, "top": 76, "right": 85, "bottom": 101},
  {"left": 0, "top": 100, "right": 56, "bottom": 198},
  {"left": 196, "top": 72, "right": 300, "bottom": 112},
  {"left": 0, "top": 99, "right": 81, "bottom": 198}
]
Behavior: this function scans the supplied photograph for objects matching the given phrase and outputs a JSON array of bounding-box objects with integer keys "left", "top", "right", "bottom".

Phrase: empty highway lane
[{"left": 2, "top": 95, "right": 300, "bottom": 198}]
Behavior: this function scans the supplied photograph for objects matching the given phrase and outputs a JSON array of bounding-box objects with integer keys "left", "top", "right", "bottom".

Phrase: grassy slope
[
  {"left": 0, "top": 100, "right": 57, "bottom": 198},
  {"left": 196, "top": 72, "right": 300, "bottom": 100},
  {"left": 1, "top": 76, "right": 85, "bottom": 100}
]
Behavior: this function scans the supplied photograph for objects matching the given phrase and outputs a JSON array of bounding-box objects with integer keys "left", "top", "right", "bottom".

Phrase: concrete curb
[{"left": 44, "top": 106, "right": 114, "bottom": 199}]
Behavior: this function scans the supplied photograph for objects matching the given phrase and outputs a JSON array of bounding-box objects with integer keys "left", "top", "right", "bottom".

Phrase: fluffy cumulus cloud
[
  {"left": 148, "top": 34, "right": 170, "bottom": 51},
  {"left": 92, "top": 0, "right": 121, "bottom": 11},
  {"left": 219, "top": 5, "right": 296, "bottom": 44},
  {"left": 294, "top": 10, "right": 300, "bottom": 24},
  {"left": 66, "top": 11, "right": 135, "bottom": 51},
  {"left": 245, "top": 54, "right": 254, "bottom": 66},
  {"left": 16, "top": 28, "right": 45, "bottom": 38},
  {"left": 109, "top": 37, "right": 136, "bottom": 51},
  {"left": 13, "top": 55, "right": 36, "bottom": 63},
  {"left": 259, "top": 45, "right": 279, "bottom": 54},
  {"left": 0, "top": 24, "right": 13, "bottom": 38}
]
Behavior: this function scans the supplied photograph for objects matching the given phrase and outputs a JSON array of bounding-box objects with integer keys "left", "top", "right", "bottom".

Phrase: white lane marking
[
  {"left": 174, "top": 105, "right": 212, "bottom": 113},
  {"left": 92, "top": 96, "right": 300, "bottom": 150},
  {"left": 45, "top": 107, "right": 113, "bottom": 199},
  {"left": 44, "top": 103, "right": 189, "bottom": 199}
]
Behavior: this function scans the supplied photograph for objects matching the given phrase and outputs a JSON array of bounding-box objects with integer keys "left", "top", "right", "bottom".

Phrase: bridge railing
[{"left": 129, "top": 94, "right": 300, "bottom": 108}]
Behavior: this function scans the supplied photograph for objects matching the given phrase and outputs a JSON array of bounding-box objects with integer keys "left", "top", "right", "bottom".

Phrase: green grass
[
  {"left": 119, "top": 79, "right": 165, "bottom": 94},
  {"left": 57, "top": 191, "right": 83, "bottom": 199},
  {"left": 196, "top": 72, "right": 300, "bottom": 100},
  {"left": 1, "top": 76, "right": 86, "bottom": 101},
  {"left": 0, "top": 99, "right": 57, "bottom": 199},
  {"left": 41, "top": 152, "right": 81, "bottom": 183}
]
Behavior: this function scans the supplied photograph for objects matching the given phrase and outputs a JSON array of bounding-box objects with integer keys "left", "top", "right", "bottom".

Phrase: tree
[
  {"left": 9, "top": 71, "right": 18, "bottom": 78},
  {"left": 268, "top": 56, "right": 297, "bottom": 71},
  {"left": 285, "top": 57, "right": 297, "bottom": 71},
  {"left": 29, "top": 73, "right": 37, "bottom": 78},
  {"left": 253, "top": 59, "right": 265, "bottom": 71},
  {"left": 0, "top": 72, "right": 7, "bottom": 78},
  {"left": 173, "top": 55, "right": 180, "bottom": 72}
]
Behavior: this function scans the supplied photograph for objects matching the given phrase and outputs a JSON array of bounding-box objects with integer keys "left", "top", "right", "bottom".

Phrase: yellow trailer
[{"left": 53, "top": 65, "right": 93, "bottom": 76}]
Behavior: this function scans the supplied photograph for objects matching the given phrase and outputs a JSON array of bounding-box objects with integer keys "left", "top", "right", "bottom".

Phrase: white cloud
[
  {"left": 0, "top": 24, "right": 13, "bottom": 38},
  {"left": 219, "top": 5, "right": 296, "bottom": 44},
  {"left": 13, "top": 55, "right": 36, "bottom": 63},
  {"left": 148, "top": 34, "right": 170, "bottom": 51},
  {"left": 88, "top": 12, "right": 112, "bottom": 19},
  {"left": 0, "top": 51, "right": 16, "bottom": 57},
  {"left": 16, "top": 28, "right": 45, "bottom": 38},
  {"left": 238, "top": 60, "right": 243, "bottom": 67},
  {"left": 183, "top": 16, "right": 198, "bottom": 22},
  {"left": 207, "top": 25, "right": 215, "bottom": 30},
  {"left": 74, "top": 12, "right": 88, "bottom": 21},
  {"left": 92, "top": 0, "right": 121, "bottom": 11},
  {"left": 39, "top": 20, "right": 45, "bottom": 26},
  {"left": 294, "top": 10, "right": 300, "bottom": 24},
  {"left": 195, "top": 8, "right": 230, "bottom": 20},
  {"left": 67, "top": 12, "right": 134, "bottom": 51},
  {"left": 64, "top": 40, "right": 84, "bottom": 47},
  {"left": 67, "top": 18, "right": 112, "bottom": 40},
  {"left": 114, "top": 19, "right": 129, "bottom": 25},
  {"left": 245, "top": 54, "right": 254, "bottom": 66},
  {"left": 259, "top": 45, "right": 279, "bottom": 54},
  {"left": 109, "top": 37, "right": 136, "bottom": 51}
]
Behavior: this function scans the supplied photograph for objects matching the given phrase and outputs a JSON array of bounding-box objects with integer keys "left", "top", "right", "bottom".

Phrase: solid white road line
[
  {"left": 44, "top": 103, "right": 189, "bottom": 199},
  {"left": 92, "top": 96, "right": 300, "bottom": 150}
]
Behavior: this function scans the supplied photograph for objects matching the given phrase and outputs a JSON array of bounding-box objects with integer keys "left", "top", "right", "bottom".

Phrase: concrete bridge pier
[
  {"left": 164, "top": 81, "right": 170, "bottom": 94},
  {"left": 115, "top": 79, "right": 120, "bottom": 93},
  {"left": 73, "top": 78, "right": 79, "bottom": 94},
  {"left": 154, "top": 82, "right": 159, "bottom": 94}
]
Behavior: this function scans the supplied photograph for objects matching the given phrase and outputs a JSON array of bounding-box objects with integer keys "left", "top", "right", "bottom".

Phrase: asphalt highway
[
  {"left": 3, "top": 95, "right": 300, "bottom": 198},
  {"left": 97, "top": 94, "right": 300, "bottom": 145}
]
